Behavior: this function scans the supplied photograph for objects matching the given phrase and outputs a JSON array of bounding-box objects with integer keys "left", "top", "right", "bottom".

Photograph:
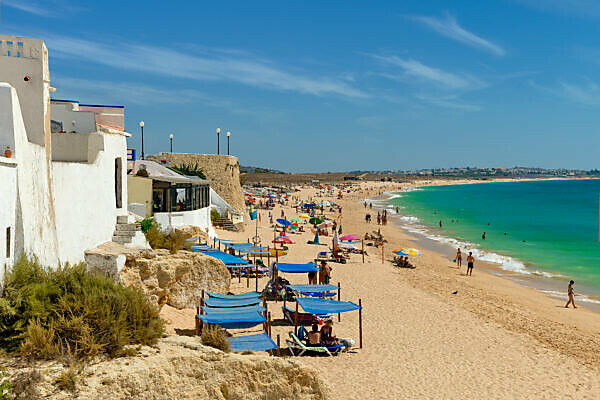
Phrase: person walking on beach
[
  {"left": 456, "top": 248, "right": 462, "bottom": 267},
  {"left": 439, "top": 220, "right": 442, "bottom": 228},
  {"left": 365, "top": 214, "right": 371, "bottom": 223},
  {"left": 466, "top": 252, "right": 474, "bottom": 276},
  {"left": 565, "top": 280, "right": 577, "bottom": 308}
]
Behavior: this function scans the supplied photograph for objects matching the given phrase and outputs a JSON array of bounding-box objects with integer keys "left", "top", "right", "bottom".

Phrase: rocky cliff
[
  {"left": 7, "top": 336, "right": 331, "bottom": 400},
  {"left": 146, "top": 153, "right": 245, "bottom": 216},
  {"left": 119, "top": 249, "right": 231, "bottom": 309}
]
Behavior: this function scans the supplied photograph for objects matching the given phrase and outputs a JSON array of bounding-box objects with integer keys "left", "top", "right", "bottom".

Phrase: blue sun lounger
[
  {"left": 205, "top": 291, "right": 261, "bottom": 300},
  {"left": 198, "top": 310, "right": 265, "bottom": 330},
  {"left": 228, "top": 333, "right": 278, "bottom": 353},
  {"left": 203, "top": 297, "right": 261, "bottom": 308}
]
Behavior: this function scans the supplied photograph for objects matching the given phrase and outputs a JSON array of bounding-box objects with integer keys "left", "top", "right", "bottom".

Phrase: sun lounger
[
  {"left": 281, "top": 305, "right": 330, "bottom": 325},
  {"left": 285, "top": 331, "right": 344, "bottom": 356}
]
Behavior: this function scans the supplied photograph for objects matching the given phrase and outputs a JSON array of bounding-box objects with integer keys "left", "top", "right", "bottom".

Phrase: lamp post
[
  {"left": 139, "top": 121, "right": 144, "bottom": 160},
  {"left": 216, "top": 128, "right": 220, "bottom": 155},
  {"left": 226, "top": 131, "right": 231, "bottom": 155},
  {"left": 169, "top": 134, "right": 173, "bottom": 153}
]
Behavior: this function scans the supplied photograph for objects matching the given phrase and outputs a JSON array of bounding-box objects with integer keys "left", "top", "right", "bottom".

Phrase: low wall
[{"left": 154, "top": 207, "right": 215, "bottom": 238}]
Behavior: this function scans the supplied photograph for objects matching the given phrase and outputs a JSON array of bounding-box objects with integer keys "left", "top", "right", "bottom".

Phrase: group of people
[
  {"left": 393, "top": 255, "right": 414, "bottom": 269},
  {"left": 308, "top": 260, "right": 332, "bottom": 285},
  {"left": 307, "top": 320, "right": 352, "bottom": 350},
  {"left": 455, "top": 248, "right": 475, "bottom": 276},
  {"left": 377, "top": 210, "right": 388, "bottom": 225}
]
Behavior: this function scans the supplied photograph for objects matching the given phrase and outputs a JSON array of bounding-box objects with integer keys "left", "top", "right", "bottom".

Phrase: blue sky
[{"left": 1, "top": 0, "right": 600, "bottom": 172}]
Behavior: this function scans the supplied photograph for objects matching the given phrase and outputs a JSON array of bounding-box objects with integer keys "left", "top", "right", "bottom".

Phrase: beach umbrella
[
  {"left": 393, "top": 248, "right": 422, "bottom": 256},
  {"left": 289, "top": 224, "right": 298, "bottom": 230},
  {"left": 272, "top": 236, "right": 294, "bottom": 244},
  {"left": 290, "top": 218, "right": 302, "bottom": 223},
  {"left": 309, "top": 217, "right": 322, "bottom": 226},
  {"left": 340, "top": 234, "right": 360, "bottom": 241},
  {"left": 318, "top": 220, "right": 333, "bottom": 227},
  {"left": 276, "top": 218, "right": 291, "bottom": 226},
  {"left": 299, "top": 214, "right": 310, "bottom": 219}
]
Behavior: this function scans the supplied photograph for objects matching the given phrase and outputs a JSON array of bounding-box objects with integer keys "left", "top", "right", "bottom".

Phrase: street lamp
[
  {"left": 169, "top": 134, "right": 173, "bottom": 153},
  {"left": 139, "top": 121, "right": 144, "bottom": 159},
  {"left": 216, "top": 128, "right": 220, "bottom": 155},
  {"left": 226, "top": 131, "right": 231, "bottom": 155}
]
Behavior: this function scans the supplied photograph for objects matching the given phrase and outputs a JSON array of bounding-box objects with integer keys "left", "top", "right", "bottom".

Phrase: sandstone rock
[
  {"left": 119, "top": 250, "right": 230, "bottom": 309},
  {"left": 5, "top": 336, "right": 331, "bottom": 400}
]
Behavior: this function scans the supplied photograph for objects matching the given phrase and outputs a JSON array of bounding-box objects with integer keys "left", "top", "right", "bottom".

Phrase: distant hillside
[{"left": 240, "top": 165, "right": 286, "bottom": 174}]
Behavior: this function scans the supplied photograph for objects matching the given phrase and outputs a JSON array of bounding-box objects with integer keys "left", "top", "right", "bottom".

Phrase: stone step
[
  {"left": 113, "top": 231, "right": 136, "bottom": 238},
  {"left": 112, "top": 235, "right": 132, "bottom": 244},
  {"left": 116, "top": 215, "right": 131, "bottom": 224},
  {"left": 115, "top": 223, "right": 141, "bottom": 232}
]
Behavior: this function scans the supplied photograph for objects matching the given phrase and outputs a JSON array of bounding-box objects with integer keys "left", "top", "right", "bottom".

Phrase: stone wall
[{"left": 146, "top": 153, "right": 245, "bottom": 217}]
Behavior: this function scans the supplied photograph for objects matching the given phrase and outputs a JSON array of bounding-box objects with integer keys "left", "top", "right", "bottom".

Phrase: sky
[{"left": 1, "top": 0, "right": 600, "bottom": 172}]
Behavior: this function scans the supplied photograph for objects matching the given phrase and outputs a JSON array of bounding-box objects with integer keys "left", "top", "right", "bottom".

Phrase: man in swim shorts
[{"left": 466, "top": 252, "right": 474, "bottom": 276}]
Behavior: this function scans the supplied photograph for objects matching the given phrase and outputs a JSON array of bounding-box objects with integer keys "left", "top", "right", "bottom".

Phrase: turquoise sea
[{"left": 388, "top": 180, "right": 600, "bottom": 299}]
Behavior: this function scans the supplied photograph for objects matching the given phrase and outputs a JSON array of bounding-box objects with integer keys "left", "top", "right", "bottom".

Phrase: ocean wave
[
  {"left": 540, "top": 290, "right": 600, "bottom": 305},
  {"left": 399, "top": 216, "right": 419, "bottom": 223}
]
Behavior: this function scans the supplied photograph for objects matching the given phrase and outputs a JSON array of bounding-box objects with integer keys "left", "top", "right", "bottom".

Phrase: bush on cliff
[
  {"left": 143, "top": 219, "right": 191, "bottom": 254},
  {"left": 0, "top": 257, "right": 165, "bottom": 360}
]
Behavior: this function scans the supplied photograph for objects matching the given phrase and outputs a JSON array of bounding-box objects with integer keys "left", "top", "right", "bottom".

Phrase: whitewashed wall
[
  {"left": 1, "top": 83, "right": 60, "bottom": 267},
  {"left": 154, "top": 206, "right": 215, "bottom": 238},
  {"left": 52, "top": 132, "right": 128, "bottom": 264},
  {"left": 0, "top": 157, "right": 17, "bottom": 287}
]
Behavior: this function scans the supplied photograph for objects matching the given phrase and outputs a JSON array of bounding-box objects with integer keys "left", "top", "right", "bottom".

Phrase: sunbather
[{"left": 308, "top": 323, "right": 321, "bottom": 345}]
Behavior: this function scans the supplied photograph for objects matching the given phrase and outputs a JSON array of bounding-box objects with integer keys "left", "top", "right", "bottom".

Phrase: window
[
  {"left": 114, "top": 158, "right": 123, "bottom": 208},
  {"left": 6, "top": 227, "right": 10, "bottom": 258}
]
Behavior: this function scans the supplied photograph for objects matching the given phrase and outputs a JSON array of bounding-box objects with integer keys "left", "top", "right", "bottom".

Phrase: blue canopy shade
[
  {"left": 275, "top": 262, "right": 318, "bottom": 273},
  {"left": 203, "top": 297, "right": 261, "bottom": 308},
  {"left": 195, "top": 250, "right": 249, "bottom": 265},
  {"left": 202, "top": 304, "right": 266, "bottom": 314},
  {"left": 228, "top": 333, "right": 277, "bottom": 353},
  {"left": 287, "top": 284, "right": 338, "bottom": 293},
  {"left": 276, "top": 218, "right": 291, "bottom": 226},
  {"left": 296, "top": 298, "right": 362, "bottom": 315},
  {"left": 198, "top": 310, "right": 265, "bottom": 329},
  {"left": 206, "top": 291, "right": 261, "bottom": 300}
]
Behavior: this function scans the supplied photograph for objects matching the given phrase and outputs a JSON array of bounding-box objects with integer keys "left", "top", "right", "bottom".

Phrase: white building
[{"left": 0, "top": 35, "right": 141, "bottom": 285}]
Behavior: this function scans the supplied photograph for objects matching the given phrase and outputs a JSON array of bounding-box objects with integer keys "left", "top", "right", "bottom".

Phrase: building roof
[{"left": 130, "top": 160, "right": 210, "bottom": 185}]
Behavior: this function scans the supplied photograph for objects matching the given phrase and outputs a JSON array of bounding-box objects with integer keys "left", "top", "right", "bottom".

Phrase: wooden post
[
  {"left": 359, "top": 298, "right": 363, "bottom": 349},
  {"left": 195, "top": 307, "right": 200, "bottom": 336},
  {"left": 337, "top": 282, "right": 341, "bottom": 322},
  {"left": 276, "top": 248, "right": 279, "bottom": 263},
  {"left": 381, "top": 242, "right": 384, "bottom": 264},
  {"left": 267, "top": 246, "right": 271, "bottom": 266},
  {"left": 238, "top": 267, "right": 241, "bottom": 283},
  {"left": 294, "top": 300, "right": 299, "bottom": 335},
  {"left": 213, "top": 237, "right": 216, "bottom": 248},
  {"left": 246, "top": 267, "right": 249, "bottom": 288},
  {"left": 268, "top": 312, "right": 272, "bottom": 337},
  {"left": 362, "top": 239, "right": 365, "bottom": 263},
  {"left": 277, "top": 334, "right": 281, "bottom": 357},
  {"left": 255, "top": 264, "right": 258, "bottom": 292}
]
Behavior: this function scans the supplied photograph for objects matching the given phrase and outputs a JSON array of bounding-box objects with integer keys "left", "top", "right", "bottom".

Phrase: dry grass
[{"left": 201, "top": 325, "right": 230, "bottom": 352}]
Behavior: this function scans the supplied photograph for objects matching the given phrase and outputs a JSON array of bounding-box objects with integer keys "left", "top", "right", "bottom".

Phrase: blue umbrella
[{"left": 276, "top": 218, "right": 291, "bottom": 226}]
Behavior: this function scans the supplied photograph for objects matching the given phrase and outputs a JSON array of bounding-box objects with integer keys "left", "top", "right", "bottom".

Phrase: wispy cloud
[
  {"left": 415, "top": 94, "right": 481, "bottom": 111},
  {"left": 530, "top": 80, "right": 600, "bottom": 106},
  {"left": 53, "top": 77, "right": 208, "bottom": 106},
  {"left": 410, "top": 14, "right": 505, "bottom": 56},
  {"left": 2, "top": 0, "right": 53, "bottom": 17},
  {"left": 373, "top": 55, "right": 484, "bottom": 90},
  {"left": 43, "top": 35, "right": 367, "bottom": 98}
]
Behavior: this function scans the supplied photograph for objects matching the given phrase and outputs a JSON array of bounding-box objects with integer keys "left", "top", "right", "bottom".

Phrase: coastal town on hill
[{"left": 2, "top": 3, "right": 600, "bottom": 399}]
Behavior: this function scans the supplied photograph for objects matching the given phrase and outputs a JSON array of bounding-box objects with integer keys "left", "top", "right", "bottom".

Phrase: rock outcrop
[
  {"left": 119, "top": 249, "right": 231, "bottom": 309},
  {"left": 6, "top": 336, "right": 331, "bottom": 400}
]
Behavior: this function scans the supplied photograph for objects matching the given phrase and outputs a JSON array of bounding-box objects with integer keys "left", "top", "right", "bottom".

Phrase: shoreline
[{"left": 372, "top": 179, "right": 600, "bottom": 311}]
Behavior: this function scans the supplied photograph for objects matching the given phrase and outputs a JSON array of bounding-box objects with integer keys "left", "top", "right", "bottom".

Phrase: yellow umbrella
[
  {"left": 299, "top": 214, "right": 310, "bottom": 219},
  {"left": 392, "top": 248, "right": 422, "bottom": 256}
]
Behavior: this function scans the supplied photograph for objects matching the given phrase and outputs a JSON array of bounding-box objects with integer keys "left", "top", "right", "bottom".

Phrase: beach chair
[{"left": 285, "top": 331, "right": 344, "bottom": 357}]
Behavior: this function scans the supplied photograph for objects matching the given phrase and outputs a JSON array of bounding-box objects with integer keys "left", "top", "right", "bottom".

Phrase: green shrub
[
  {"left": 0, "top": 366, "right": 11, "bottom": 400},
  {"left": 201, "top": 325, "right": 230, "bottom": 352},
  {"left": 143, "top": 220, "right": 191, "bottom": 254},
  {"left": 140, "top": 218, "right": 153, "bottom": 234},
  {"left": 0, "top": 256, "right": 165, "bottom": 360},
  {"left": 167, "top": 163, "right": 206, "bottom": 179},
  {"left": 210, "top": 208, "right": 221, "bottom": 223}
]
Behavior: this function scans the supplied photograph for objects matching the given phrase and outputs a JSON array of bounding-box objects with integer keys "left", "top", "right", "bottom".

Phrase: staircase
[
  {"left": 112, "top": 215, "right": 143, "bottom": 245},
  {"left": 213, "top": 217, "right": 236, "bottom": 231}
]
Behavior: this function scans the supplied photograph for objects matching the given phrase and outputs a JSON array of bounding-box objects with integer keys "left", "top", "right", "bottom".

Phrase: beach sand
[{"left": 167, "top": 181, "right": 600, "bottom": 399}]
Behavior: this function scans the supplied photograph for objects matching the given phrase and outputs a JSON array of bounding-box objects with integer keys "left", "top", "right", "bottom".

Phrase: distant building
[{"left": 0, "top": 35, "right": 145, "bottom": 286}]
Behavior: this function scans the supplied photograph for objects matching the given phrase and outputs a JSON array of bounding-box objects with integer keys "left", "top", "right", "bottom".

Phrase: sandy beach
[{"left": 163, "top": 180, "right": 600, "bottom": 399}]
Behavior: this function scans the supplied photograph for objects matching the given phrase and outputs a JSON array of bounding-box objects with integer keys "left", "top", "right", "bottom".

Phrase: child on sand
[{"left": 565, "top": 280, "right": 576, "bottom": 308}]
